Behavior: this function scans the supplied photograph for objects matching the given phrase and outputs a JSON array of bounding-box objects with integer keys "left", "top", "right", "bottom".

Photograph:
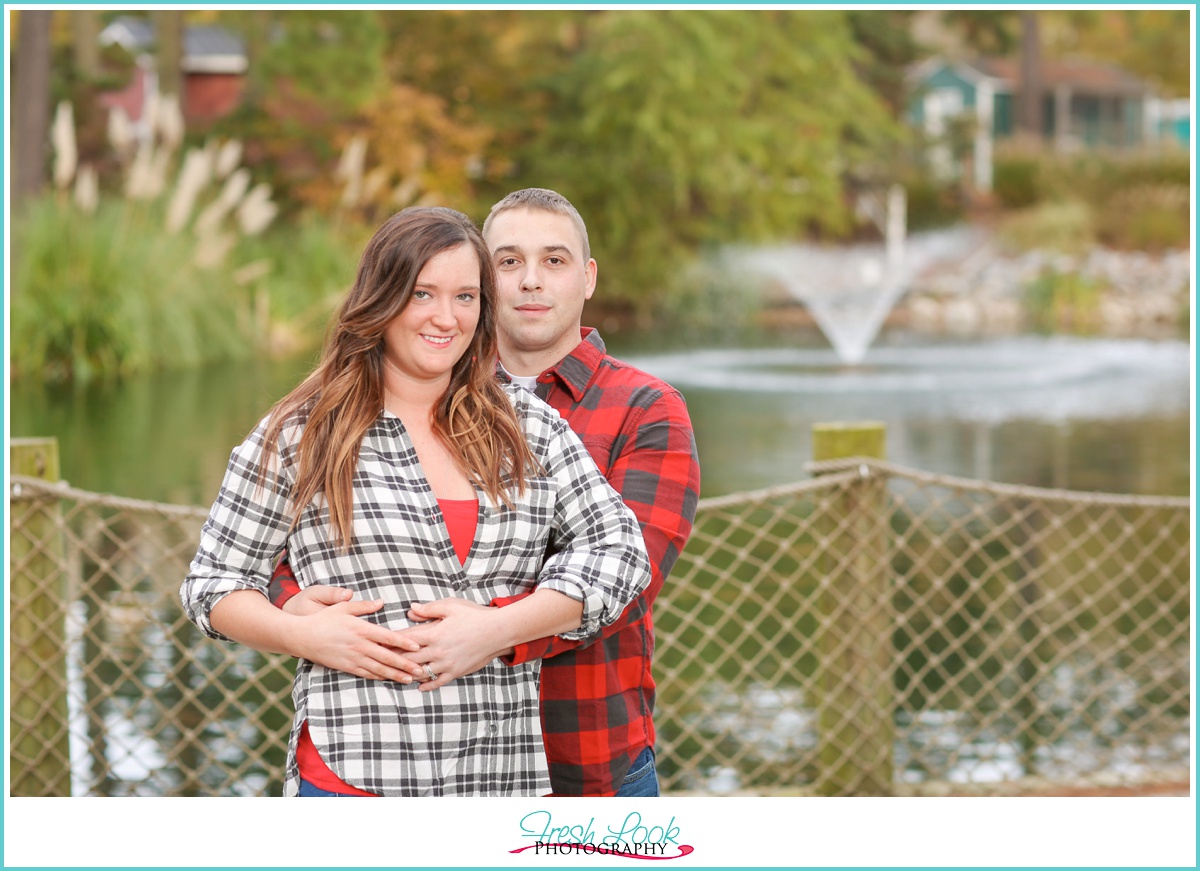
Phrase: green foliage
[
  {"left": 938, "top": 10, "right": 1020, "bottom": 54},
  {"left": 1094, "top": 184, "right": 1190, "bottom": 253},
  {"left": 992, "top": 148, "right": 1189, "bottom": 253},
  {"left": 238, "top": 216, "right": 366, "bottom": 333},
  {"left": 1049, "top": 149, "right": 1190, "bottom": 201},
  {"left": 652, "top": 251, "right": 768, "bottom": 337},
  {"left": 210, "top": 11, "right": 391, "bottom": 214},
  {"left": 10, "top": 197, "right": 370, "bottom": 383},
  {"left": 1023, "top": 268, "right": 1105, "bottom": 333},
  {"left": 250, "top": 11, "right": 387, "bottom": 107},
  {"left": 992, "top": 156, "right": 1041, "bottom": 209},
  {"left": 526, "top": 10, "right": 904, "bottom": 318},
  {"left": 902, "top": 175, "right": 966, "bottom": 230},
  {"left": 1052, "top": 9, "right": 1192, "bottom": 98},
  {"left": 844, "top": 10, "right": 922, "bottom": 113},
  {"left": 11, "top": 197, "right": 249, "bottom": 382},
  {"left": 998, "top": 200, "right": 1095, "bottom": 254}
]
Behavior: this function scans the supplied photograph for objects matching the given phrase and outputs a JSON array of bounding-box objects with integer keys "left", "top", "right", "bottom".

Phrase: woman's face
[{"left": 381, "top": 243, "right": 482, "bottom": 387}]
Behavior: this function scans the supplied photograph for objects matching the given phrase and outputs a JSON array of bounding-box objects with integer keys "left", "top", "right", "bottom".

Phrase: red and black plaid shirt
[{"left": 269, "top": 328, "right": 700, "bottom": 795}]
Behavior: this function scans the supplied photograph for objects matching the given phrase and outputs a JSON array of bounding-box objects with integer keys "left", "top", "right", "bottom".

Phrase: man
[{"left": 270, "top": 188, "right": 700, "bottom": 796}]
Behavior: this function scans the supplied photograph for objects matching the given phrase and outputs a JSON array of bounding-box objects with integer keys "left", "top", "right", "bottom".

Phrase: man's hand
[
  {"left": 210, "top": 588, "right": 427, "bottom": 685},
  {"left": 282, "top": 584, "right": 359, "bottom": 616},
  {"left": 401, "top": 599, "right": 512, "bottom": 692}
]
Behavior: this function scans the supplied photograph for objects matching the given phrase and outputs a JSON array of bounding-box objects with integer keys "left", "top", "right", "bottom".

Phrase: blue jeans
[
  {"left": 614, "top": 746, "right": 659, "bottom": 797},
  {"left": 298, "top": 778, "right": 367, "bottom": 797},
  {"left": 298, "top": 753, "right": 659, "bottom": 797}
]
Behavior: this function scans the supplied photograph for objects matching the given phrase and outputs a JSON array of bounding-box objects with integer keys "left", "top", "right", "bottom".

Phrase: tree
[
  {"left": 1055, "top": 9, "right": 1191, "bottom": 97},
  {"left": 250, "top": 10, "right": 386, "bottom": 107},
  {"left": 152, "top": 10, "right": 185, "bottom": 102},
  {"left": 527, "top": 10, "right": 903, "bottom": 316},
  {"left": 938, "top": 10, "right": 1018, "bottom": 55},
  {"left": 846, "top": 9, "right": 923, "bottom": 115},
  {"left": 13, "top": 10, "right": 54, "bottom": 202},
  {"left": 377, "top": 10, "right": 580, "bottom": 200},
  {"left": 211, "top": 10, "right": 391, "bottom": 211},
  {"left": 70, "top": 9, "right": 101, "bottom": 79},
  {"left": 1017, "top": 11, "right": 1043, "bottom": 136},
  {"left": 938, "top": 10, "right": 1043, "bottom": 137}
]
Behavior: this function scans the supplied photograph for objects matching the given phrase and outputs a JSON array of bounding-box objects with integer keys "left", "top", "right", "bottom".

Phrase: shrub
[
  {"left": 11, "top": 197, "right": 250, "bottom": 382},
  {"left": 1024, "top": 269, "right": 1105, "bottom": 334},
  {"left": 6, "top": 97, "right": 373, "bottom": 382},
  {"left": 997, "top": 200, "right": 1096, "bottom": 254},
  {"left": 1094, "top": 184, "right": 1190, "bottom": 252},
  {"left": 904, "top": 176, "right": 966, "bottom": 230},
  {"left": 992, "top": 156, "right": 1041, "bottom": 209}
]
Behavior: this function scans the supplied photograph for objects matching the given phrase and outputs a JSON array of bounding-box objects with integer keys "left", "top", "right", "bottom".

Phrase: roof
[
  {"left": 968, "top": 57, "right": 1150, "bottom": 96},
  {"left": 913, "top": 55, "right": 1151, "bottom": 98},
  {"left": 100, "top": 15, "right": 247, "bottom": 74}
]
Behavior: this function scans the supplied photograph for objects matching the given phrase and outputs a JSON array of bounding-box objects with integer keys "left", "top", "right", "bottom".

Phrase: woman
[{"left": 180, "top": 207, "right": 649, "bottom": 796}]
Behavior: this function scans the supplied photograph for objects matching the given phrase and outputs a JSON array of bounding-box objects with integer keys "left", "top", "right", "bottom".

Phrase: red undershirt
[{"left": 296, "top": 498, "right": 479, "bottom": 796}]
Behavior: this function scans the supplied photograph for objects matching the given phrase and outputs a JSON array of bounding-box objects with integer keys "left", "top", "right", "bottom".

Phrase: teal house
[{"left": 907, "top": 56, "right": 1175, "bottom": 192}]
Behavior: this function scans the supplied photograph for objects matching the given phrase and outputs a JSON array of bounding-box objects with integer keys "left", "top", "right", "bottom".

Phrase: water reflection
[
  {"left": 12, "top": 331, "right": 1188, "bottom": 796},
  {"left": 8, "top": 333, "right": 1190, "bottom": 501},
  {"left": 667, "top": 652, "right": 1190, "bottom": 795},
  {"left": 623, "top": 334, "right": 1191, "bottom": 497}
]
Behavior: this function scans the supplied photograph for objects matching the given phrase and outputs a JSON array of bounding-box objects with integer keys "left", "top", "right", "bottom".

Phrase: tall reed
[{"left": 11, "top": 96, "right": 297, "bottom": 383}]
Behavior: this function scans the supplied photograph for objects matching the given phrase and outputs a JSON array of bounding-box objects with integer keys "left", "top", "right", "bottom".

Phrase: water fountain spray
[{"left": 727, "top": 186, "right": 977, "bottom": 365}]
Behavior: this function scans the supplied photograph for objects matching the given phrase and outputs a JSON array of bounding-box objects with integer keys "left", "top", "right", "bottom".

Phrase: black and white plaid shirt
[{"left": 181, "top": 385, "right": 650, "bottom": 796}]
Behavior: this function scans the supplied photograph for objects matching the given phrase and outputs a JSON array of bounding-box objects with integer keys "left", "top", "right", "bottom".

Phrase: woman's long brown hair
[{"left": 258, "top": 207, "right": 538, "bottom": 550}]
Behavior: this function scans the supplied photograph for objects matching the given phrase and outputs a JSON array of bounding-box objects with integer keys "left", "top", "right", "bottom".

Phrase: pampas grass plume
[
  {"left": 215, "top": 140, "right": 243, "bottom": 179},
  {"left": 74, "top": 165, "right": 99, "bottom": 213},
  {"left": 107, "top": 106, "right": 135, "bottom": 155},
  {"left": 336, "top": 134, "right": 368, "bottom": 208},
  {"left": 237, "top": 184, "right": 279, "bottom": 236},
  {"left": 52, "top": 102, "right": 78, "bottom": 190},
  {"left": 158, "top": 94, "right": 185, "bottom": 151},
  {"left": 167, "top": 148, "right": 214, "bottom": 233}
]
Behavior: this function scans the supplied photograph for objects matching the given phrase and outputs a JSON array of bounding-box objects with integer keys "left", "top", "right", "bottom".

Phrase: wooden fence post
[
  {"left": 10, "top": 437, "right": 72, "bottom": 795},
  {"left": 811, "top": 421, "right": 893, "bottom": 795}
]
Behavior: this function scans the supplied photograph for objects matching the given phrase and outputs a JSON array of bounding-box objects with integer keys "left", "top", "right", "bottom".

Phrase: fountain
[{"left": 724, "top": 186, "right": 981, "bottom": 364}]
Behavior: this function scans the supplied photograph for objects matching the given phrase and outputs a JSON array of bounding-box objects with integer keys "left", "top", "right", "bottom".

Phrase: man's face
[{"left": 484, "top": 206, "right": 597, "bottom": 372}]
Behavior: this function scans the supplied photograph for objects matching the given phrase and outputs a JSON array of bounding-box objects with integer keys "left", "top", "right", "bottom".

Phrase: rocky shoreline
[{"left": 760, "top": 240, "right": 1190, "bottom": 341}]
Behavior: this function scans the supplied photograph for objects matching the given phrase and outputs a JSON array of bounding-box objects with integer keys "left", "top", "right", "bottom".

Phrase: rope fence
[{"left": 8, "top": 437, "right": 1190, "bottom": 796}]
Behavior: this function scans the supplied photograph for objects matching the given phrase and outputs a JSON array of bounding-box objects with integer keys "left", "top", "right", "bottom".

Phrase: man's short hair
[{"left": 483, "top": 188, "right": 591, "bottom": 262}]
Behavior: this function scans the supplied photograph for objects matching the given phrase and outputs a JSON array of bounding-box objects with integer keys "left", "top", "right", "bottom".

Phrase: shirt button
[{"left": 487, "top": 723, "right": 498, "bottom": 734}]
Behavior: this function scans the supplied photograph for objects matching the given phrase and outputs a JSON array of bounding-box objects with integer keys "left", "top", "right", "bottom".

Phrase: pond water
[
  {"left": 10, "top": 328, "right": 1190, "bottom": 796},
  {"left": 9, "top": 330, "right": 1192, "bottom": 503}
]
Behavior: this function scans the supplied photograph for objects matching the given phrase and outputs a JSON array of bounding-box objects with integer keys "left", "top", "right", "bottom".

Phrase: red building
[{"left": 98, "top": 16, "right": 247, "bottom": 133}]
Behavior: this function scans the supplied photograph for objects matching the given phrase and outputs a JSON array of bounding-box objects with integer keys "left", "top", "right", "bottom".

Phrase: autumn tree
[
  {"left": 70, "top": 9, "right": 101, "bottom": 78},
  {"left": 376, "top": 10, "right": 581, "bottom": 202},
  {"left": 212, "top": 10, "right": 390, "bottom": 212},
  {"left": 13, "top": 9, "right": 54, "bottom": 201},
  {"left": 1047, "top": 9, "right": 1191, "bottom": 97},
  {"left": 524, "top": 10, "right": 904, "bottom": 316},
  {"left": 152, "top": 10, "right": 184, "bottom": 103}
]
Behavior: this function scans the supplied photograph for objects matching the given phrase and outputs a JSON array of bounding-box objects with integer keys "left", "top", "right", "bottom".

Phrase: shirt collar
[
  {"left": 544, "top": 327, "right": 606, "bottom": 403},
  {"left": 494, "top": 328, "right": 607, "bottom": 403}
]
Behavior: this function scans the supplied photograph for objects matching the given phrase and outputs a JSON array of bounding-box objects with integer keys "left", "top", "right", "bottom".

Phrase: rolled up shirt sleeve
[
  {"left": 180, "top": 418, "right": 294, "bottom": 640},
  {"left": 517, "top": 395, "right": 651, "bottom": 640}
]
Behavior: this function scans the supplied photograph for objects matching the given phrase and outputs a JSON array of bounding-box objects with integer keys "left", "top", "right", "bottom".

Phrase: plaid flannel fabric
[
  {"left": 496, "top": 329, "right": 701, "bottom": 795},
  {"left": 181, "top": 384, "right": 649, "bottom": 797},
  {"left": 269, "top": 329, "right": 700, "bottom": 795}
]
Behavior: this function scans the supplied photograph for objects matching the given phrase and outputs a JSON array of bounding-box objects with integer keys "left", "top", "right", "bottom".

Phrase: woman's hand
[
  {"left": 401, "top": 599, "right": 511, "bottom": 691},
  {"left": 401, "top": 589, "right": 582, "bottom": 692},
  {"left": 291, "top": 600, "right": 427, "bottom": 684}
]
